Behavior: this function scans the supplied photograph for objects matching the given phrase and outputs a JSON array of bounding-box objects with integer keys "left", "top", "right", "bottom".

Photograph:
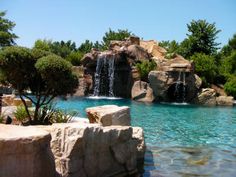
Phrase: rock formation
[
  {"left": 0, "top": 122, "right": 145, "bottom": 177},
  {"left": 216, "top": 96, "right": 234, "bottom": 106},
  {"left": 193, "top": 88, "right": 217, "bottom": 106},
  {"left": 131, "top": 80, "right": 155, "bottom": 102},
  {"left": 0, "top": 125, "right": 56, "bottom": 177},
  {"left": 86, "top": 105, "right": 131, "bottom": 126}
]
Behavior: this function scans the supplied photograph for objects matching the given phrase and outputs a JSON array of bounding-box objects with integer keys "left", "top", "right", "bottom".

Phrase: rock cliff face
[
  {"left": 44, "top": 123, "right": 145, "bottom": 177},
  {"left": 0, "top": 125, "right": 56, "bottom": 177},
  {"left": 0, "top": 122, "right": 145, "bottom": 177},
  {"left": 80, "top": 37, "right": 150, "bottom": 98}
]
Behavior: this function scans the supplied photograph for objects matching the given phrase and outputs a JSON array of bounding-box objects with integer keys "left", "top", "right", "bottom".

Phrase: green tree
[
  {"left": 33, "top": 39, "right": 52, "bottom": 51},
  {"left": 0, "top": 11, "right": 18, "bottom": 47},
  {"left": 159, "top": 40, "right": 180, "bottom": 58},
  {"left": 0, "top": 46, "right": 78, "bottom": 125},
  {"left": 136, "top": 60, "right": 156, "bottom": 81},
  {"left": 78, "top": 40, "right": 93, "bottom": 53},
  {"left": 224, "top": 76, "right": 236, "bottom": 98},
  {"left": 190, "top": 53, "right": 217, "bottom": 86},
  {"left": 220, "top": 33, "right": 236, "bottom": 57},
  {"left": 180, "top": 20, "right": 221, "bottom": 58},
  {"left": 66, "top": 51, "right": 84, "bottom": 66},
  {"left": 50, "top": 40, "right": 77, "bottom": 58},
  {"left": 101, "top": 29, "right": 133, "bottom": 50}
]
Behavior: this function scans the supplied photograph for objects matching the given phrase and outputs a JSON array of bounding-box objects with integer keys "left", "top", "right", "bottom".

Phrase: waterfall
[
  {"left": 182, "top": 72, "right": 186, "bottom": 102},
  {"left": 108, "top": 55, "right": 115, "bottom": 96},
  {"left": 93, "top": 54, "right": 115, "bottom": 97},
  {"left": 174, "top": 71, "right": 187, "bottom": 102}
]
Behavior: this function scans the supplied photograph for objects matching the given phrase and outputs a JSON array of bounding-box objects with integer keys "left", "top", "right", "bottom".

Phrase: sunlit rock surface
[{"left": 86, "top": 105, "right": 131, "bottom": 126}]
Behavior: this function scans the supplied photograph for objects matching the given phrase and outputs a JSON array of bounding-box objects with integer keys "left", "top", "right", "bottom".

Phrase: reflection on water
[
  {"left": 55, "top": 97, "right": 236, "bottom": 177},
  {"left": 144, "top": 146, "right": 236, "bottom": 177}
]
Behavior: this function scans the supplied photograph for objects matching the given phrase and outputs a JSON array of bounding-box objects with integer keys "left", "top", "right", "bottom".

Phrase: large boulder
[
  {"left": 216, "top": 96, "right": 234, "bottom": 106},
  {"left": 0, "top": 125, "right": 56, "bottom": 177},
  {"left": 194, "top": 88, "right": 217, "bottom": 106},
  {"left": 148, "top": 70, "right": 201, "bottom": 102},
  {"left": 86, "top": 105, "right": 131, "bottom": 126},
  {"left": 140, "top": 40, "right": 166, "bottom": 60},
  {"left": 131, "top": 80, "right": 155, "bottom": 102},
  {"left": 42, "top": 123, "right": 145, "bottom": 177}
]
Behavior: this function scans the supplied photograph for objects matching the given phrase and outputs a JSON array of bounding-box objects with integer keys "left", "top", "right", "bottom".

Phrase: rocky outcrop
[
  {"left": 216, "top": 96, "right": 234, "bottom": 106},
  {"left": 2, "top": 95, "right": 32, "bottom": 107},
  {"left": 0, "top": 122, "right": 145, "bottom": 177},
  {"left": 140, "top": 40, "right": 166, "bottom": 60},
  {"left": 43, "top": 123, "right": 145, "bottom": 177},
  {"left": 86, "top": 105, "right": 131, "bottom": 126},
  {"left": 194, "top": 88, "right": 217, "bottom": 106},
  {"left": 0, "top": 125, "right": 56, "bottom": 177},
  {"left": 131, "top": 81, "right": 155, "bottom": 102},
  {"left": 148, "top": 70, "right": 201, "bottom": 102}
]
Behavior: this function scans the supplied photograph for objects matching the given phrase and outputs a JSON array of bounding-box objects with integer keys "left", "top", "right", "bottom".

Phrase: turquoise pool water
[{"left": 56, "top": 97, "right": 236, "bottom": 177}]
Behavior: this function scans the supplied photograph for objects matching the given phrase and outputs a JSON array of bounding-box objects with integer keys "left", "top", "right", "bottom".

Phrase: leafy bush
[
  {"left": 0, "top": 47, "right": 78, "bottom": 125},
  {"left": 136, "top": 60, "right": 156, "bottom": 81},
  {"left": 224, "top": 76, "right": 236, "bottom": 98},
  {"left": 14, "top": 106, "right": 32, "bottom": 123},
  {"left": 38, "top": 104, "right": 77, "bottom": 124},
  {"left": 66, "top": 51, "right": 84, "bottom": 66},
  {"left": 190, "top": 53, "right": 217, "bottom": 85}
]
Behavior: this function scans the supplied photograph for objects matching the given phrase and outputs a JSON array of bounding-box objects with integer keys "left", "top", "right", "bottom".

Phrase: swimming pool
[{"left": 56, "top": 97, "right": 236, "bottom": 177}]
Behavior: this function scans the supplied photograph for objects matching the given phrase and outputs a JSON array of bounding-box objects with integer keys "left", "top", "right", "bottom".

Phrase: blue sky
[{"left": 1, "top": 0, "right": 236, "bottom": 48}]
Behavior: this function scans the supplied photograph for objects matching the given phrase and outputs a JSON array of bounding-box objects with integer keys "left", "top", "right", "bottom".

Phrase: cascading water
[
  {"left": 173, "top": 71, "right": 187, "bottom": 102},
  {"left": 93, "top": 54, "right": 115, "bottom": 97}
]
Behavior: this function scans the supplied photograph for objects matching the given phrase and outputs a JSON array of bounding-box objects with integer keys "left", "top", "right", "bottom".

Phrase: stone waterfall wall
[{"left": 0, "top": 123, "right": 145, "bottom": 177}]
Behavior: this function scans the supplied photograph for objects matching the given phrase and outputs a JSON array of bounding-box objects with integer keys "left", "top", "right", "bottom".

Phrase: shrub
[
  {"left": 14, "top": 106, "right": 32, "bottom": 123},
  {"left": 224, "top": 76, "right": 236, "bottom": 98},
  {"left": 38, "top": 104, "right": 77, "bottom": 124},
  {"left": 190, "top": 53, "right": 217, "bottom": 85},
  {"left": 136, "top": 60, "right": 156, "bottom": 81},
  {"left": 0, "top": 46, "right": 78, "bottom": 125},
  {"left": 66, "top": 51, "right": 84, "bottom": 66}
]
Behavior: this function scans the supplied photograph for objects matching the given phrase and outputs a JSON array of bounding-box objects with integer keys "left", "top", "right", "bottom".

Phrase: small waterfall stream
[
  {"left": 93, "top": 54, "right": 115, "bottom": 97},
  {"left": 174, "top": 71, "right": 186, "bottom": 102}
]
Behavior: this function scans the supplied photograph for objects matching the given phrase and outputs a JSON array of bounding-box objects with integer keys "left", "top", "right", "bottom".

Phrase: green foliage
[
  {"left": 190, "top": 53, "right": 217, "bottom": 85},
  {"left": 136, "top": 60, "right": 157, "bottom": 81},
  {"left": 66, "top": 51, "right": 84, "bottom": 66},
  {"left": 38, "top": 104, "right": 77, "bottom": 124},
  {"left": 14, "top": 106, "right": 31, "bottom": 122},
  {"left": 33, "top": 39, "right": 77, "bottom": 58},
  {"left": 180, "top": 20, "right": 221, "bottom": 58},
  {"left": 220, "top": 51, "right": 236, "bottom": 77},
  {"left": 0, "top": 11, "right": 18, "bottom": 47},
  {"left": 220, "top": 34, "right": 236, "bottom": 57},
  {"left": 101, "top": 28, "right": 133, "bottom": 50},
  {"left": 159, "top": 40, "right": 180, "bottom": 54},
  {"left": 224, "top": 76, "right": 236, "bottom": 98},
  {"left": 78, "top": 40, "right": 93, "bottom": 53},
  {"left": 34, "top": 39, "right": 52, "bottom": 51},
  {"left": 0, "top": 46, "right": 78, "bottom": 125},
  {"left": 0, "top": 46, "right": 35, "bottom": 91},
  {"left": 35, "top": 55, "right": 78, "bottom": 96},
  {"left": 50, "top": 40, "right": 77, "bottom": 58}
]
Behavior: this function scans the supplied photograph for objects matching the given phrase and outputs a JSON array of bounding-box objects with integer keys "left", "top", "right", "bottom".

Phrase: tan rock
[
  {"left": 86, "top": 105, "right": 131, "bottom": 126},
  {"left": 195, "top": 88, "right": 217, "bottom": 106},
  {"left": 140, "top": 40, "right": 166, "bottom": 59},
  {"left": 216, "top": 96, "right": 234, "bottom": 106},
  {"left": 131, "top": 81, "right": 155, "bottom": 102},
  {"left": 0, "top": 125, "right": 56, "bottom": 177},
  {"left": 41, "top": 123, "right": 145, "bottom": 177},
  {"left": 194, "top": 74, "right": 202, "bottom": 89},
  {"left": 2, "top": 94, "right": 15, "bottom": 106},
  {"left": 127, "top": 44, "right": 150, "bottom": 60},
  {"left": 12, "top": 98, "right": 32, "bottom": 107}
]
